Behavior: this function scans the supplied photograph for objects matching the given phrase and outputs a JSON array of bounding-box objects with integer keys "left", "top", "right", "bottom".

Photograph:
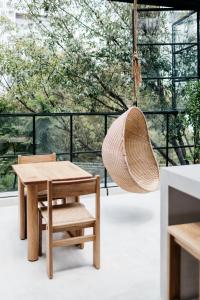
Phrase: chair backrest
[
  {"left": 48, "top": 176, "right": 99, "bottom": 199},
  {"left": 18, "top": 153, "right": 56, "bottom": 164},
  {"left": 18, "top": 153, "right": 56, "bottom": 192},
  {"left": 47, "top": 176, "right": 100, "bottom": 228}
]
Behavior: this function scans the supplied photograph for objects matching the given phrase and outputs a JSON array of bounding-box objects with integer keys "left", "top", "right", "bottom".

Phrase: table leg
[
  {"left": 168, "top": 235, "right": 181, "bottom": 300},
  {"left": 27, "top": 184, "right": 39, "bottom": 261},
  {"left": 18, "top": 178, "right": 26, "bottom": 240}
]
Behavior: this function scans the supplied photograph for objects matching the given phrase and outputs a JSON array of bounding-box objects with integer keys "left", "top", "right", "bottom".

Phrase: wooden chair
[
  {"left": 18, "top": 153, "right": 56, "bottom": 240},
  {"left": 38, "top": 175, "right": 100, "bottom": 279},
  {"left": 168, "top": 222, "right": 200, "bottom": 300}
]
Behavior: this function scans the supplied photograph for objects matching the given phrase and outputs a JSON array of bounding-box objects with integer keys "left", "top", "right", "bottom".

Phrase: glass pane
[
  {"left": 173, "top": 45, "right": 197, "bottom": 77},
  {"left": 138, "top": 10, "right": 195, "bottom": 44},
  {"left": 73, "top": 153, "right": 104, "bottom": 184},
  {"left": 138, "top": 10, "right": 171, "bottom": 43},
  {"left": 0, "top": 116, "right": 33, "bottom": 156},
  {"left": 169, "top": 114, "right": 194, "bottom": 144},
  {"left": 173, "top": 12, "right": 197, "bottom": 44},
  {"left": 168, "top": 147, "right": 194, "bottom": 166},
  {"left": 139, "top": 79, "right": 172, "bottom": 110},
  {"left": 194, "top": 145, "right": 200, "bottom": 163},
  {"left": 175, "top": 79, "right": 197, "bottom": 109},
  {"left": 145, "top": 114, "right": 166, "bottom": 147},
  {"left": 154, "top": 149, "right": 166, "bottom": 167},
  {"left": 0, "top": 157, "right": 17, "bottom": 192},
  {"left": 35, "top": 116, "right": 70, "bottom": 154},
  {"left": 168, "top": 114, "right": 195, "bottom": 165},
  {"left": 73, "top": 116, "right": 104, "bottom": 152},
  {"left": 139, "top": 45, "right": 172, "bottom": 78}
]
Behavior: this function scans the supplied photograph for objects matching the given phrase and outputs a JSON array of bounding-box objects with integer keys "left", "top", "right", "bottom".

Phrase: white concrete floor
[{"left": 0, "top": 189, "right": 160, "bottom": 300}]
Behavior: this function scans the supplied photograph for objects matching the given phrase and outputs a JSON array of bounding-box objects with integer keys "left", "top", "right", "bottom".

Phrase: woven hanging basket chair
[{"left": 102, "top": 107, "right": 160, "bottom": 193}]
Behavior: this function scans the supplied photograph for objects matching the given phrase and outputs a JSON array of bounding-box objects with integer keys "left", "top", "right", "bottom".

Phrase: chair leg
[
  {"left": 74, "top": 196, "right": 84, "bottom": 249},
  {"left": 79, "top": 229, "right": 84, "bottom": 249},
  {"left": 38, "top": 212, "right": 42, "bottom": 256},
  {"left": 199, "top": 263, "right": 200, "bottom": 300},
  {"left": 168, "top": 234, "right": 181, "bottom": 300},
  {"left": 46, "top": 228, "right": 53, "bottom": 279},
  {"left": 74, "top": 229, "right": 85, "bottom": 249},
  {"left": 93, "top": 224, "right": 100, "bottom": 269}
]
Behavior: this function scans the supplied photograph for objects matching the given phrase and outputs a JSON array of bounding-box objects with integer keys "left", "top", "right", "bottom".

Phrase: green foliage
[
  {"left": 185, "top": 81, "right": 200, "bottom": 162},
  {"left": 186, "top": 82, "right": 200, "bottom": 129},
  {"left": 0, "top": 2, "right": 198, "bottom": 191},
  {"left": 0, "top": 116, "right": 33, "bottom": 192},
  {"left": 0, "top": 38, "right": 75, "bottom": 112},
  {"left": 0, "top": 0, "right": 172, "bottom": 113},
  {"left": 0, "top": 157, "right": 16, "bottom": 192}
]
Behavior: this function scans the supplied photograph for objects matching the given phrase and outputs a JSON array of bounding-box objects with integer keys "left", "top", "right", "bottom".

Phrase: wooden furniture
[
  {"left": 39, "top": 176, "right": 100, "bottom": 279},
  {"left": 168, "top": 222, "right": 200, "bottom": 300},
  {"left": 18, "top": 153, "right": 56, "bottom": 240},
  {"left": 38, "top": 195, "right": 84, "bottom": 256},
  {"left": 12, "top": 161, "right": 92, "bottom": 261},
  {"left": 161, "top": 165, "right": 200, "bottom": 300}
]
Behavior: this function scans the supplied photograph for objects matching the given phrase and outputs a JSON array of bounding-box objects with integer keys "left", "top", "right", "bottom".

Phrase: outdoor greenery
[
  {"left": 185, "top": 82, "right": 200, "bottom": 163},
  {"left": 0, "top": 0, "right": 199, "bottom": 191}
]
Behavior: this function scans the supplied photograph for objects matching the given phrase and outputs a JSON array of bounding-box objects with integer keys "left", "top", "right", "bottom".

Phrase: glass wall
[{"left": 137, "top": 9, "right": 199, "bottom": 110}]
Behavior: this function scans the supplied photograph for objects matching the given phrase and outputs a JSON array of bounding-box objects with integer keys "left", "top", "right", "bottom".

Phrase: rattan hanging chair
[
  {"left": 102, "top": 107, "right": 159, "bottom": 193},
  {"left": 102, "top": 0, "right": 160, "bottom": 193}
]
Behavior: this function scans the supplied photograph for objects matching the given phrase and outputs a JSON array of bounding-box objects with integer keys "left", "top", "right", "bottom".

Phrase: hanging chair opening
[{"left": 124, "top": 107, "right": 159, "bottom": 192}]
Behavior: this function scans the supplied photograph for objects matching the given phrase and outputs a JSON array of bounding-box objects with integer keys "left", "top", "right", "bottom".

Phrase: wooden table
[{"left": 12, "top": 161, "right": 92, "bottom": 262}]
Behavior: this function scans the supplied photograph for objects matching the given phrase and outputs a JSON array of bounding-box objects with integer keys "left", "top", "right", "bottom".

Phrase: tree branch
[
  {"left": 93, "top": 74, "right": 128, "bottom": 110},
  {"left": 151, "top": 140, "right": 177, "bottom": 166}
]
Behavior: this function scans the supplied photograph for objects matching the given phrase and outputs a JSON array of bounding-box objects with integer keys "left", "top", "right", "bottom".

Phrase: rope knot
[{"left": 133, "top": 51, "right": 139, "bottom": 62}]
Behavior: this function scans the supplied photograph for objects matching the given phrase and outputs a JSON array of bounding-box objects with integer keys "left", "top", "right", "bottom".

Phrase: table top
[
  {"left": 12, "top": 161, "right": 92, "bottom": 184},
  {"left": 161, "top": 164, "right": 200, "bottom": 184},
  {"left": 161, "top": 164, "right": 200, "bottom": 201}
]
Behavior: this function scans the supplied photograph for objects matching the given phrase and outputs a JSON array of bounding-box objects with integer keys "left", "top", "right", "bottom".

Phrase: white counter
[{"left": 160, "top": 164, "right": 200, "bottom": 300}]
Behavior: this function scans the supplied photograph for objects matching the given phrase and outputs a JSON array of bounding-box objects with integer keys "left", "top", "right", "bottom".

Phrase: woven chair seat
[
  {"left": 102, "top": 107, "right": 160, "bottom": 193},
  {"left": 40, "top": 203, "right": 95, "bottom": 229}
]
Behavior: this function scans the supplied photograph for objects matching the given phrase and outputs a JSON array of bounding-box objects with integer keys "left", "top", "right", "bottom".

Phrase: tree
[
  {"left": 12, "top": 0, "right": 175, "bottom": 112},
  {"left": 0, "top": 0, "right": 197, "bottom": 192}
]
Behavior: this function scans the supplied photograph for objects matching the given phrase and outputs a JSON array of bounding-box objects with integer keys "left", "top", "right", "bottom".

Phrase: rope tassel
[{"left": 133, "top": 51, "right": 142, "bottom": 88}]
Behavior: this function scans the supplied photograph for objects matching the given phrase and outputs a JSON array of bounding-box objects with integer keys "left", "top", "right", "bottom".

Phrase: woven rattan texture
[
  {"left": 41, "top": 202, "right": 95, "bottom": 227},
  {"left": 102, "top": 107, "right": 159, "bottom": 193}
]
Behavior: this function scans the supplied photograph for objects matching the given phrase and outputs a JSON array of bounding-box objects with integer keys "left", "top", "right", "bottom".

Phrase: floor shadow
[{"left": 104, "top": 205, "right": 154, "bottom": 225}]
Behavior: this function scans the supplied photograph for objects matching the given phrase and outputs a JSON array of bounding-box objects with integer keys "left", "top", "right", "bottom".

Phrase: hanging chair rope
[{"left": 132, "top": 0, "right": 142, "bottom": 106}]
